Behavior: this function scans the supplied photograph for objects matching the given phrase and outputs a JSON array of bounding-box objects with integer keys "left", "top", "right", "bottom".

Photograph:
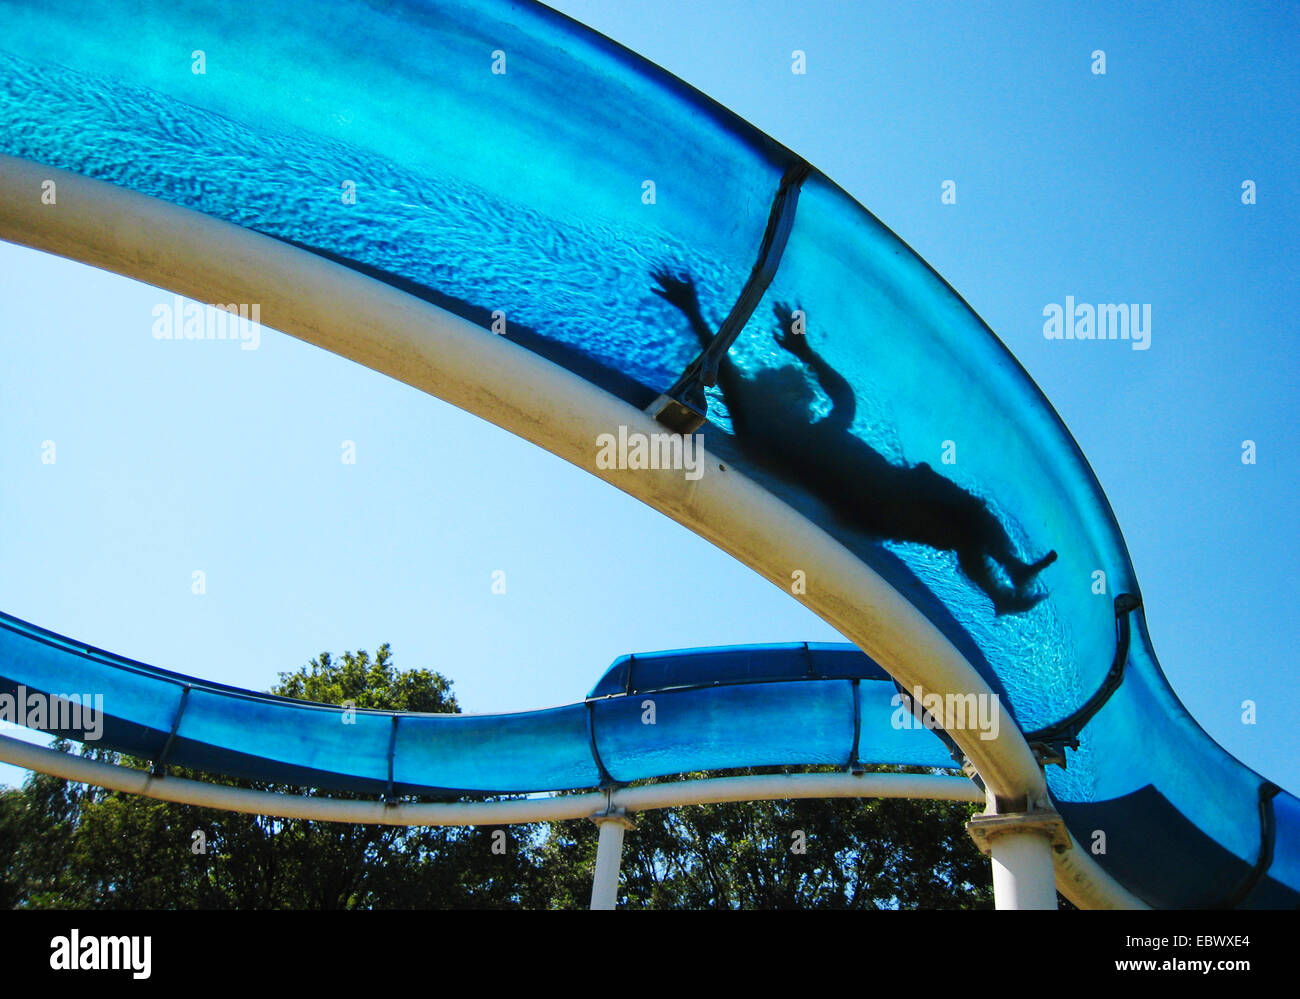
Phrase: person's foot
[{"left": 1006, "top": 549, "right": 1057, "bottom": 588}]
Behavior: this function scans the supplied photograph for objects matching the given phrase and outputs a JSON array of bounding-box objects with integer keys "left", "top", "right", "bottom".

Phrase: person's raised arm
[
  {"left": 651, "top": 268, "right": 714, "bottom": 351},
  {"left": 773, "top": 302, "right": 856, "bottom": 432}
]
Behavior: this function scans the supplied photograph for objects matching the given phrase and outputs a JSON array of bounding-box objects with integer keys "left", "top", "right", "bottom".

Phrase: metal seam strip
[
  {"left": 1222, "top": 782, "right": 1282, "bottom": 909},
  {"left": 586, "top": 700, "right": 615, "bottom": 788},
  {"left": 653, "top": 158, "right": 812, "bottom": 423},
  {"left": 1025, "top": 593, "right": 1141, "bottom": 756},
  {"left": 384, "top": 714, "right": 401, "bottom": 801},
  {"left": 152, "top": 684, "right": 191, "bottom": 777}
]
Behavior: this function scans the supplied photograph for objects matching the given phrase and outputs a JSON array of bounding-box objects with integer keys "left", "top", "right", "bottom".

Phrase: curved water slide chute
[
  {"left": 0, "top": 613, "right": 961, "bottom": 794},
  {"left": 0, "top": 0, "right": 1293, "bottom": 909}
]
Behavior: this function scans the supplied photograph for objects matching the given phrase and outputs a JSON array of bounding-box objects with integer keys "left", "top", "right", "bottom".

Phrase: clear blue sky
[{"left": 1, "top": 0, "right": 1296, "bottom": 794}]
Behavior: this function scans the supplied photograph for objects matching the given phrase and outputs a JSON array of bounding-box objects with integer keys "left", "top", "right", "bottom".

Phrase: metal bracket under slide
[
  {"left": 891, "top": 678, "right": 986, "bottom": 792},
  {"left": 1025, "top": 593, "right": 1141, "bottom": 768},
  {"left": 648, "top": 159, "right": 812, "bottom": 434}
]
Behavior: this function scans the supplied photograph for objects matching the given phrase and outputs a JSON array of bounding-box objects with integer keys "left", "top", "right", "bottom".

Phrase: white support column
[
  {"left": 988, "top": 826, "right": 1058, "bottom": 910},
  {"left": 589, "top": 807, "right": 634, "bottom": 911},
  {"left": 967, "top": 809, "right": 1070, "bottom": 910}
]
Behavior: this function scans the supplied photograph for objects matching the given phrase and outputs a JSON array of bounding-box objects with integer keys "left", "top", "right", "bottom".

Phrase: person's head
[{"left": 747, "top": 365, "right": 818, "bottom": 418}]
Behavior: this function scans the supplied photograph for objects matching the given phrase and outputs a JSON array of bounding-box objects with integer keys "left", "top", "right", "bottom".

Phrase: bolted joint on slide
[
  {"left": 967, "top": 809, "right": 1072, "bottom": 856},
  {"left": 589, "top": 805, "right": 636, "bottom": 831}
]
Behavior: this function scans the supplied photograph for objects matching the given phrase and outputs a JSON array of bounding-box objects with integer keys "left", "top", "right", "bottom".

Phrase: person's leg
[
  {"left": 910, "top": 464, "right": 1056, "bottom": 592},
  {"left": 899, "top": 467, "right": 1052, "bottom": 612},
  {"left": 955, "top": 545, "right": 1010, "bottom": 609}
]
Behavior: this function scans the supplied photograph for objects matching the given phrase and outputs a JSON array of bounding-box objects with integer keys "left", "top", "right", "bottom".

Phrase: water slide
[
  {"left": 0, "top": 615, "right": 963, "bottom": 792},
  {"left": 0, "top": 0, "right": 1293, "bottom": 909}
]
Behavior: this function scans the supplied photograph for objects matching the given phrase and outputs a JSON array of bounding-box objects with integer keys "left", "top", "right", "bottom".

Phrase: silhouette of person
[{"left": 652, "top": 268, "right": 1057, "bottom": 615}]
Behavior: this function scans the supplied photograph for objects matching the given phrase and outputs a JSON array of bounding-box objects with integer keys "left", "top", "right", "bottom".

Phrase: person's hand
[
  {"left": 652, "top": 268, "right": 699, "bottom": 314},
  {"left": 773, "top": 301, "right": 812, "bottom": 358}
]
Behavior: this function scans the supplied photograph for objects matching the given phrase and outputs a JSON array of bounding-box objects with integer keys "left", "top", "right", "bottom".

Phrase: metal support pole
[
  {"left": 968, "top": 809, "right": 1070, "bottom": 910},
  {"left": 988, "top": 827, "right": 1057, "bottom": 910},
  {"left": 589, "top": 805, "right": 634, "bottom": 911}
]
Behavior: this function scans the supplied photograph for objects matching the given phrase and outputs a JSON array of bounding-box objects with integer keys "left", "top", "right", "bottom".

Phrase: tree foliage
[{"left": 531, "top": 769, "right": 992, "bottom": 910}]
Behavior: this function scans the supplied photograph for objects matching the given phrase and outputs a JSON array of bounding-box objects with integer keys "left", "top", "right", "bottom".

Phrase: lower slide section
[
  {"left": 5, "top": 608, "right": 1296, "bottom": 909},
  {"left": 0, "top": 610, "right": 954, "bottom": 797}
]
